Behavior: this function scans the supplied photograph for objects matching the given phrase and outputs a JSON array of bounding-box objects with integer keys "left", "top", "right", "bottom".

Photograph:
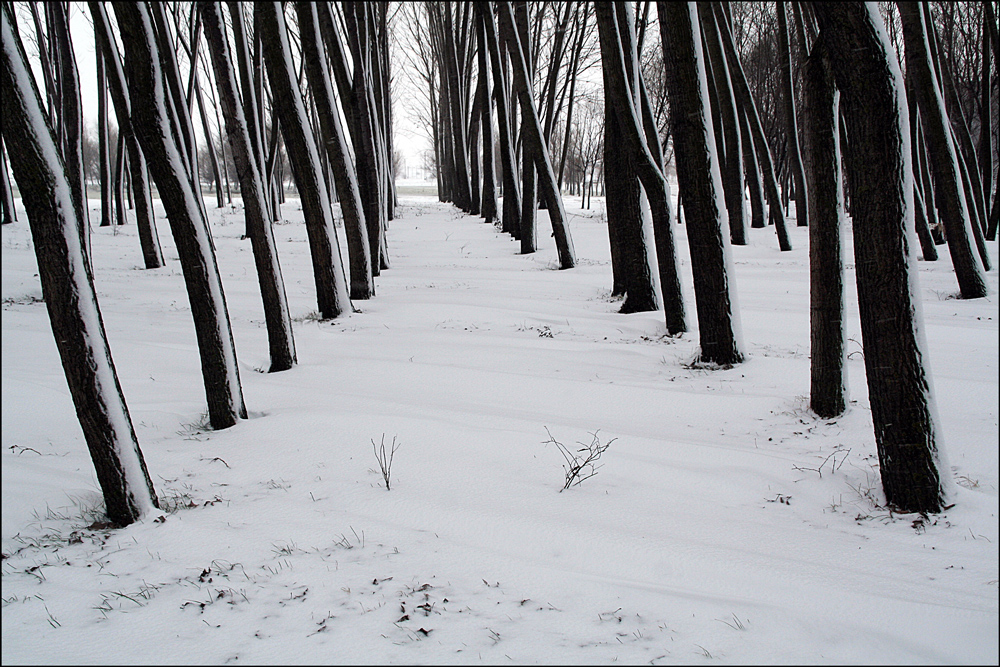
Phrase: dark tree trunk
[
  {"left": 597, "top": 2, "right": 666, "bottom": 316},
  {"left": 97, "top": 45, "right": 113, "bottom": 228},
  {"left": 495, "top": 0, "right": 576, "bottom": 269},
  {"left": 715, "top": 3, "right": 792, "bottom": 251},
  {"left": 803, "top": 34, "right": 846, "bottom": 419},
  {"left": 897, "top": 2, "right": 988, "bottom": 299},
  {"left": 1, "top": 5, "right": 159, "bottom": 526},
  {"left": 658, "top": 1, "right": 742, "bottom": 364},
  {"left": 49, "top": 2, "right": 91, "bottom": 260},
  {"left": 257, "top": 1, "right": 352, "bottom": 320},
  {"left": 0, "top": 136, "right": 15, "bottom": 224},
  {"left": 815, "top": 2, "right": 946, "bottom": 514},
  {"left": 740, "top": 104, "right": 767, "bottom": 229},
  {"left": 200, "top": 1, "right": 296, "bottom": 373},
  {"left": 777, "top": 2, "right": 808, "bottom": 228},
  {"left": 700, "top": 2, "right": 747, "bottom": 245},
  {"left": 295, "top": 1, "right": 374, "bottom": 301},
  {"left": 90, "top": 2, "right": 164, "bottom": 269},
  {"left": 114, "top": 2, "right": 246, "bottom": 430},
  {"left": 476, "top": 4, "right": 499, "bottom": 225},
  {"left": 513, "top": 1, "right": 537, "bottom": 253}
]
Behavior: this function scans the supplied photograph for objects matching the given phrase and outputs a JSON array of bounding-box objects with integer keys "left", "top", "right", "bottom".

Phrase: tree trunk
[
  {"left": 714, "top": 3, "right": 792, "bottom": 251},
  {"left": 201, "top": 1, "right": 296, "bottom": 373},
  {"left": 658, "top": 1, "right": 742, "bottom": 364},
  {"left": 777, "top": 2, "right": 808, "bottom": 228},
  {"left": 0, "top": 136, "right": 15, "bottom": 224},
  {"left": 257, "top": 1, "right": 352, "bottom": 319},
  {"left": 97, "top": 45, "right": 113, "bottom": 228},
  {"left": 513, "top": 1, "right": 537, "bottom": 253},
  {"left": 495, "top": 0, "right": 576, "bottom": 269},
  {"left": 114, "top": 2, "right": 246, "bottom": 430},
  {"left": 700, "top": 2, "right": 747, "bottom": 245},
  {"left": 815, "top": 2, "right": 946, "bottom": 513},
  {"left": 49, "top": 2, "right": 91, "bottom": 260},
  {"left": 2, "top": 5, "right": 159, "bottom": 526},
  {"left": 295, "top": 1, "right": 374, "bottom": 301},
  {"left": 477, "top": 4, "right": 499, "bottom": 225},
  {"left": 91, "top": 3, "right": 164, "bottom": 269},
  {"left": 803, "top": 34, "right": 846, "bottom": 418},
  {"left": 897, "top": 2, "right": 988, "bottom": 299}
]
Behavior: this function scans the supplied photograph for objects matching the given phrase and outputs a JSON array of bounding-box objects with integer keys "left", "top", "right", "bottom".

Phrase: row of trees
[
  {"left": 398, "top": 1, "right": 996, "bottom": 514},
  {"left": 1, "top": 1, "right": 995, "bottom": 524},
  {"left": 2, "top": 1, "right": 396, "bottom": 524}
]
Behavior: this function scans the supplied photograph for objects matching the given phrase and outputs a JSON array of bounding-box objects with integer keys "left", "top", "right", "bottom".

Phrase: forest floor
[{"left": 2, "top": 187, "right": 997, "bottom": 664}]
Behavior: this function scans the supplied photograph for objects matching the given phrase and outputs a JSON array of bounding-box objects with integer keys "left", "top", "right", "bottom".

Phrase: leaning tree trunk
[
  {"left": 479, "top": 1, "right": 521, "bottom": 237},
  {"left": 1, "top": 5, "right": 159, "bottom": 526},
  {"left": 512, "top": 1, "right": 537, "bottom": 253},
  {"left": 200, "top": 1, "right": 296, "bottom": 373},
  {"left": 776, "top": 1, "right": 808, "bottom": 228},
  {"left": 897, "top": 2, "right": 987, "bottom": 300},
  {"left": 598, "top": 4, "right": 658, "bottom": 314},
  {"left": 113, "top": 2, "right": 246, "bottom": 430},
  {"left": 714, "top": 3, "right": 792, "bottom": 251},
  {"left": 257, "top": 1, "right": 352, "bottom": 320},
  {"left": 814, "top": 2, "right": 947, "bottom": 514},
  {"left": 495, "top": 0, "right": 576, "bottom": 269},
  {"left": 90, "top": 2, "right": 164, "bottom": 270},
  {"left": 803, "top": 33, "right": 846, "bottom": 419},
  {"left": 1, "top": 136, "right": 16, "bottom": 225},
  {"left": 295, "top": 1, "right": 374, "bottom": 301},
  {"left": 700, "top": 2, "right": 747, "bottom": 245},
  {"left": 476, "top": 4, "right": 499, "bottom": 226},
  {"left": 49, "top": 2, "right": 91, "bottom": 263},
  {"left": 658, "top": 1, "right": 742, "bottom": 365}
]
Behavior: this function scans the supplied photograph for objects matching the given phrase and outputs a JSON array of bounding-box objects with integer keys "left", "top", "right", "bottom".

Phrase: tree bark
[
  {"left": 200, "top": 1, "right": 296, "bottom": 373},
  {"left": 476, "top": 4, "right": 499, "bottom": 225},
  {"left": 815, "top": 2, "right": 946, "bottom": 513},
  {"left": 114, "top": 2, "right": 246, "bottom": 429},
  {"left": 494, "top": 0, "right": 576, "bottom": 269},
  {"left": 295, "top": 1, "right": 374, "bottom": 301},
  {"left": 777, "top": 2, "right": 808, "bottom": 228},
  {"left": 2, "top": 5, "right": 159, "bottom": 526},
  {"left": 257, "top": 1, "right": 352, "bottom": 320},
  {"left": 714, "top": 3, "right": 792, "bottom": 251},
  {"left": 803, "top": 34, "right": 846, "bottom": 418},
  {"left": 700, "top": 2, "right": 747, "bottom": 245},
  {"left": 658, "top": 1, "right": 742, "bottom": 364},
  {"left": 897, "top": 2, "right": 988, "bottom": 299}
]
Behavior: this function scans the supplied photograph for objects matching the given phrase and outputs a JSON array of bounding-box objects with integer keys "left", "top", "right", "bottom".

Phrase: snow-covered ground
[{"left": 2, "top": 187, "right": 997, "bottom": 664}]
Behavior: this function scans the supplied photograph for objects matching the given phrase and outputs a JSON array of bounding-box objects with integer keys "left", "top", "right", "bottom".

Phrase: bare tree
[
  {"left": 1, "top": 4, "right": 159, "bottom": 526},
  {"left": 814, "top": 2, "right": 947, "bottom": 513},
  {"left": 113, "top": 2, "right": 247, "bottom": 429},
  {"left": 658, "top": 1, "right": 743, "bottom": 365}
]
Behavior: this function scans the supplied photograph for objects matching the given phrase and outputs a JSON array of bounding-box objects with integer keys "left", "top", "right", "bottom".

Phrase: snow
[{"left": 2, "top": 184, "right": 998, "bottom": 664}]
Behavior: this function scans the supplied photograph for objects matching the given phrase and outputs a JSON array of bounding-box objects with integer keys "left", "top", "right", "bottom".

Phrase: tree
[
  {"left": 91, "top": 1, "right": 165, "bottom": 270},
  {"left": 199, "top": 1, "right": 297, "bottom": 373},
  {"left": 257, "top": 1, "right": 352, "bottom": 320},
  {"left": 113, "top": 2, "right": 246, "bottom": 430},
  {"left": 699, "top": 2, "right": 748, "bottom": 245},
  {"left": 295, "top": 1, "right": 374, "bottom": 301},
  {"left": 658, "top": 2, "right": 743, "bottom": 366},
  {"left": 897, "top": 2, "right": 988, "bottom": 300},
  {"left": 776, "top": 1, "right": 808, "bottom": 228},
  {"left": 0, "top": 136, "right": 15, "bottom": 225},
  {"left": 1, "top": 4, "right": 158, "bottom": 526},
  {"left": 814, "top": 2, "right": 946, "bottom": 513},
  {"left": 803, "top": 33, "right": 846, "bottom": 419},
  {"left": 495, "top": 0, "right": 577, "bottom": 269},
  {"left": 714, "top": 3, "right": 792, "bottom": 251}
]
